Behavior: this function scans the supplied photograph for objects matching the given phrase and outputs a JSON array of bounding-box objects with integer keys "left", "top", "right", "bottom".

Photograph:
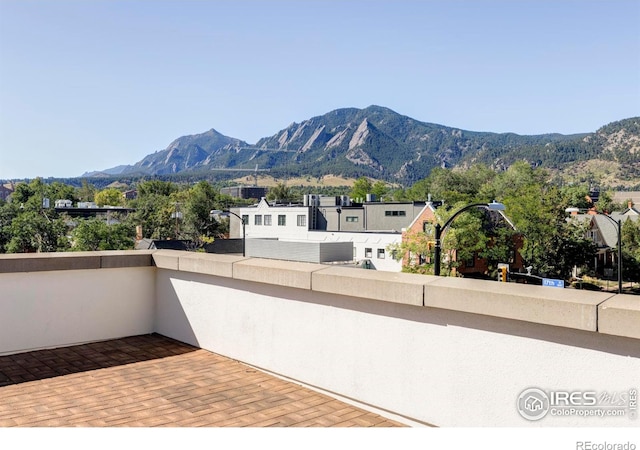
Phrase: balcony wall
[
  {"left": 1, "top": 250, "right": 639, "bottom": 427},
  {"left": 0, "top": 251, "right": 156, "bottom": 356}
]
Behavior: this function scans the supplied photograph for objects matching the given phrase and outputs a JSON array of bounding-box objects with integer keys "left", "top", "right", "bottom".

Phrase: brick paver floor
[{"left": 0, "top": 334, "right": 403, "bottom": 427}]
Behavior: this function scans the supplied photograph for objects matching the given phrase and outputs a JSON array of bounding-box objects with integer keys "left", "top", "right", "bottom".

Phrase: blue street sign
[{"left": 542, "top": 278, "right": 564, "bottom": 288}]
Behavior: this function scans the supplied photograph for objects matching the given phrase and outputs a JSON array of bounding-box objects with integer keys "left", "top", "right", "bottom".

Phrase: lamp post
[
  {"left": 171, "top": 202, "right": 183, "bottom": 238},
  {"left": 433, "top": 201, "right": 506, "bottom": 276},
  {"left": 210, "top": 209, "right": 246, "bottom": 257},
  {"left": 565, "top": 207, "right": 622, "bottom": 294}
]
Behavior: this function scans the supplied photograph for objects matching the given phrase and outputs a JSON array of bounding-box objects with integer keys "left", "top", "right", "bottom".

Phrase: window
[
  {"left": 297, "top": 215, "right": 307, "bottom": 227},
  {"left": 346, "top": 216, "right": 359, "bottom": 222},
  {"left": 242, "top": 215, "right": 249, "bottom": 225},
  {"left": 419, "top": 252, "right": 431, "bottom": 264},
  {"left": 377, "top": 248, "right": 385, "bottom": 259},
  {"left": 365, "top": 248, "right": 372, "bottom": 258},
  {"left": 385, "top": 210, "right": 406, "bottom": 217},
  {"left": 254, "top": 215, "right": 262, "bottom": 226},
  {"left": 465, "top": 254, "right": 475, "bottom": 268},
  {"left": 264, "top": 215, "right": 272, "bottom": 226},
  {"left": 278, "top": 215, "right": 286, "bottom": 226}
]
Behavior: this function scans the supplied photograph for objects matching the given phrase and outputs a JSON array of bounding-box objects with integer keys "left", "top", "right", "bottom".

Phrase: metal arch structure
[{"left": 433, "top": 201, "right": 506, "bottom": 276}]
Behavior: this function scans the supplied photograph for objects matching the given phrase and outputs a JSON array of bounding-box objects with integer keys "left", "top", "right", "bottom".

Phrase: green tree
[
  {"left": 5, "top": 211, "right": 68, "bottom": 253},
  {"left": 621, "top": 218, "right": 640, "bottom": 284},
  {"left": 371, "top": 181, "right": 388, "bottom": 200},
  {"left": 494, "top": 163, "right": 597, "bottom": 280},
  {"left": 552, "top": 216, "right": 598, "bottom": 280},
  {"left": 182, "top": 181, "right": 224, "bottom": 244},
  {"left": 10, "top": 181, "right": 37, "bottom": 206},
  {"left": 350, "top": 177, "right": 372, "bottom": 201},
  {"left": 560, "top": 184, "right": 592, "bottom": 210},
  {"left": 130, "top": 191, "right": 175, "bottom": 240},
  {"left": 137, "top": 180, "right": 178, "bottom": 198},
  {"left": 11, "top": 178, "right": 76, "bottom": 211},
  {"left": 426, "top": 168, "right": 475, "bottom": 205},
  {"left": 2, "top": 178, "right": 71, "bottom": 253},
  {"left": 77, "top": 179, "right": 96, "bottom": 202},
  {"left": 267, "top": 182, "right": 295, "bottom": 203},
  {"left": 402, "top": 177, "right": 430, "bottom": 201},
  {"left": 71, "top": 218, "right": 135, "bottom": 251},
  {"left": 47, "top": 182, "right": 78, "bottom": 204},
  {"left": 94, "top": 188, "right": 124, "bottom": 207},
  {"left": 0, "top": 201, "right": 19, "bottom": 253},
  {"left": 388, "top": 228, "right": 435, "bottom": 274},
  {"left": 436, "top": 204, "right": 488, "bottom": 275}
]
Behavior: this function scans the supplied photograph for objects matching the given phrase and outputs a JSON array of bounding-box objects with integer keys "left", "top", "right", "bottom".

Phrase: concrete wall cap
[
  {"left": 233, "top": 258, "right": 326, "bottom": 290},
  {"left": 0, "top": 251, "right": 91, "bottom": 272},
  {"left": 312, "top": 265, "right": 434, "bottom": 306},
  {"left": 598, "top": 294, "right": 640, "bottom": 340},
  {"left": 424, "top": 277, "right": 611, "bottom": 331},
  {"left": 152, "top": 250, "right": 183, "bottom": 270},
  {"left": 178, "top": 252, "right": 248, "bottom": 278}
]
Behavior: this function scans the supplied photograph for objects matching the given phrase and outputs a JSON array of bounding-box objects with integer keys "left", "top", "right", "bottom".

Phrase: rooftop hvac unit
[
  {"left": 340, "top": 195, "right": 351, "bottom": 206},
  {"left": 365, "top": 193, "right": 377, "bottom": 202},
  {"left": 303, "top": 194, "right": 319, "bottom": 207}
]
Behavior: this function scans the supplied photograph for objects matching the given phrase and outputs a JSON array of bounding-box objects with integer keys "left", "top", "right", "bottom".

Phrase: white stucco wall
[
  {"left": 231, "top": 202, "right": 311, "bottom": 240},
  {"left": 302, "top": 231, "right": 402, "bottom": 271},
  {"left": 0, "top": 267, "right": 155, "bottom": 355},
  {"left": 155, "top": 268, "right": 639, "bottom": 427}
]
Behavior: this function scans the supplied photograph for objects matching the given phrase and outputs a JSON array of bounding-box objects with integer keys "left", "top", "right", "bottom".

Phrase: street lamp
[
  {"left": 171, "top": 202, "right": 183, "bottom": 238},
  {"left": 565, "top": 207, "right": 622, "bottom": 294},
  {"left": 210, "top": 209, "right": 246, "bottom": 257},
  {"left": 433, "top": 201, "right": 506, "bottom": 276}
]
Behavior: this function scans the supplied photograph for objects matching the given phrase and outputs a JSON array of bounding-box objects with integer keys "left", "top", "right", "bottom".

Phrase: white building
[{"left": 229, "top": 197, "right": 432, "bottom": 271}]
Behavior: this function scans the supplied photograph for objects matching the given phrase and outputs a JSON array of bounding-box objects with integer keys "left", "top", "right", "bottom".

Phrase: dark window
[{"left": 465, "top": 254, "right": 475, "bottom": 268}]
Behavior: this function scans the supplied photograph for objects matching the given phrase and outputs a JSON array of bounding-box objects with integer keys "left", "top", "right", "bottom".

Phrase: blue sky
[{"left": 1, "top": 0, "right": 639, "bottom": 179}]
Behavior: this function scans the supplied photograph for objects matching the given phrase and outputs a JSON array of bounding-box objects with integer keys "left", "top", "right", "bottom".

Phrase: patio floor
[{"left": 0, "top": 334, "right": 403, "bottom": 427}]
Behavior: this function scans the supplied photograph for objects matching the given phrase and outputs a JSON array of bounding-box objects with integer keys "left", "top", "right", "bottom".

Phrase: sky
[{"left": 0, "top": 0, "right": 639, "bottom": 180}]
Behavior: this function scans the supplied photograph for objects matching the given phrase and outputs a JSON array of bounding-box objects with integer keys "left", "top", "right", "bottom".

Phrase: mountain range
[{"left": 85, "top": 105, "right": 640, "bottom": 186}]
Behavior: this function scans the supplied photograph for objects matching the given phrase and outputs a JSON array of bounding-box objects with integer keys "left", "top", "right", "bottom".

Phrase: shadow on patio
[{"left": 0, "top": 334, "right": 403, "bottom": 427}]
